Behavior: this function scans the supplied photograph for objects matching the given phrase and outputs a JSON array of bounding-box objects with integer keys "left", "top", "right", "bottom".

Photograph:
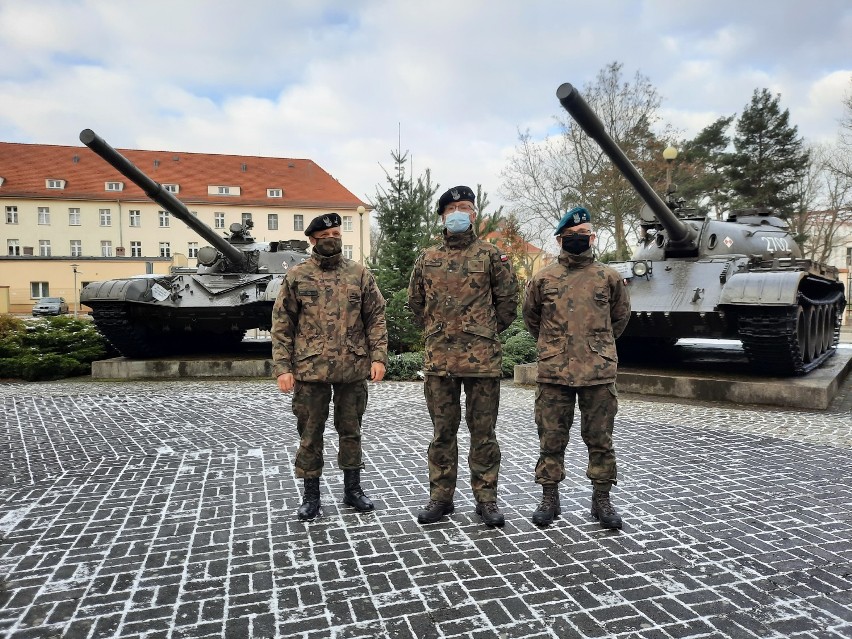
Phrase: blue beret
[
  {"left": 305, "top": 212, "right": 342, "bottom": 236},
  {"left": 437, "top": 185, "right": 475, "bottom": 215},
  {"left": 554, "top": 206, "right": 591, "bottom": 235}
]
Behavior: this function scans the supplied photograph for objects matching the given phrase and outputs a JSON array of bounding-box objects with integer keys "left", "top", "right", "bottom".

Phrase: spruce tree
[
  {"left": 725, "top": 89, "right": 809, "bottom": 216},
  {"left": 679, "top": 115, "right": 734, "bottom": 218},
  {"left": 371, "top": 150, "right": 438, "bottom": 298}
]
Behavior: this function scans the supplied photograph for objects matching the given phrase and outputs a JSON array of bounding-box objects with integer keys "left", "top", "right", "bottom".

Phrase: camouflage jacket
[
  {"left": 408, "top": 228, "right": 519, "bottom": 377},
  {"left": 271, "top": 252, "right": 388, "bottom": 383},
  {"left": 523, "top": 249, "right": 630, "bottom": 386}
]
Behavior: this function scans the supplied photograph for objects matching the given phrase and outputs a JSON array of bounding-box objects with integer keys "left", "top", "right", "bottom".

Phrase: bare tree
[
  {"left": 789, "top": 143, "right": 852, "bottom": 265},
  {"left": 500, "top": 62, "right": 670, "bottom": 259}
]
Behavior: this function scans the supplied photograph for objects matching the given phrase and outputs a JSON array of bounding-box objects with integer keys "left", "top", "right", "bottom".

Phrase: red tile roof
[
  {"left": 0, "top": 141, "right": 366, "bottom": 209},
  {"left": 482, "top": 230, "right": 544, "bottom": 254}
]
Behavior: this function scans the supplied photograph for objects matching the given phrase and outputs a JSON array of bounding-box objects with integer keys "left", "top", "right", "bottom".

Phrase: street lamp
[
  {"left": 71, "top": 264, "right": 80, "bottom": 319},
  {"left": 663, "top": 145, "right": 678, "bottom": 194},
  {"left": 356, "top": 205, "right": 366, "bottom": 264}
]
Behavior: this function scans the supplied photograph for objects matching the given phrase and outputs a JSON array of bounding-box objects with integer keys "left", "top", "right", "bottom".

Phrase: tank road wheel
[
  {"left": 805, "top": 306, "right": 820, "bottom": 363},
  {"left": 812, "top": 305, "right": 824, "bottom": 357},
  {"left": 820, "top": 305, "right": 833, "bottom": 353},
  {"left": 795, "top": 305, "right": 808, "bottom": 362}
]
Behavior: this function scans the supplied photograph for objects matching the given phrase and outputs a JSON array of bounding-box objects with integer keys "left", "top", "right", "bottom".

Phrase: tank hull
[
  {"left": 613, "top": 256, "right": 846, "bottom": 374},
  {"left": 81, "top": 272, "right": 291, "bottom": 358}
]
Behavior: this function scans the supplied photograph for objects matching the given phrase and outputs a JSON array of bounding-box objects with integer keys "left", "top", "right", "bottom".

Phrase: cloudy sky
[{"left": 1, "top": 0, "right": 850, "bottom": 210}]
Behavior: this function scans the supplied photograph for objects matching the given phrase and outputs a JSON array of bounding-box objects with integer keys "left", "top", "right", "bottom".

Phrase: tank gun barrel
[
  {"left": 555, "top": 83, "right": 697, "bottom": 249},
  {"left": 79, "top": 129, "right": 248, "bottom": 269}
]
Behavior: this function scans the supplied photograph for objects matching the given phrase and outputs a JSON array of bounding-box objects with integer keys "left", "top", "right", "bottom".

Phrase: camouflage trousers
[
  {"left": 292, "top": 380, "right": 368, "bottom": 479},
  {"left": 424, "top": 375, "right": 502, "bottom": 503},
  {"left": 534, "top": 382, "right": 618, "bottom": 491}
]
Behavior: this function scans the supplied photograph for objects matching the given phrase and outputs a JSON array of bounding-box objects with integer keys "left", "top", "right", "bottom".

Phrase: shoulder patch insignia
[{"left": 500, "top": 254, "right": 509, "bottom": 262}]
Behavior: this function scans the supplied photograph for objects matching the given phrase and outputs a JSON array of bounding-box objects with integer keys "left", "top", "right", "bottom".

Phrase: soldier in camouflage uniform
[
  {"left": 272, "top": 212, "right": 388, "bottom": 521},
  {"left": 408, "top": 186, "right": 519, "bottom": 527},
  {"left": 522, "top": 206, "right": 630, "bottom": 529}
]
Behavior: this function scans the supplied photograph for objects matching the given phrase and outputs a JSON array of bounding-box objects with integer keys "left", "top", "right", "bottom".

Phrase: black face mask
[
  {"left": 314, "top": 237, "right": 343, "bottom": 256},
  {"left": 561, "top": 234, "right": 591, "bottom": 254}
]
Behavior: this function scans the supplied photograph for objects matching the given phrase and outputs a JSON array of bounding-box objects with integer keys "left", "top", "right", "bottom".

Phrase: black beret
[
  {"left": 437, "top": 185, "right": 476, "bottom": 216},
  {"left": 554, "top": 206, "right": 592, "bottom": 235},
  {"left": 305, "top": 212, "right": 342, "bottom": 236}
]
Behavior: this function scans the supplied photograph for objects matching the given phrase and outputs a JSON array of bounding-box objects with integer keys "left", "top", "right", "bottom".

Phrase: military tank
[
  {"left": 78, "top": 129, "right": 310, "bottom": 358},
  {"left": 556, "top": 83, "right": 846, "bottom": 375}
]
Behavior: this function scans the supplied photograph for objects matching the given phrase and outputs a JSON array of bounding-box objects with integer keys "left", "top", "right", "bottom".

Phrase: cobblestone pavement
[{"left": 0, "top": 373, "right": 850, "bottom": 639}]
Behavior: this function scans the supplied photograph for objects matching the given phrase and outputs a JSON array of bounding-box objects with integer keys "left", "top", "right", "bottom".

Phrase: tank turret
[
  {"left": 554, "top": 83, "right": 845, "bottom": 375},
  {"left": 78, "top": 129, "right": 311, "bottom": 358}
]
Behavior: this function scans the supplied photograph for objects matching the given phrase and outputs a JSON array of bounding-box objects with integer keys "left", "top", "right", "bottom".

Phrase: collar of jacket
[
  {"left": 558, "top": 249, "right": 595, "bottom": 269},
  {"left": 311, "top": 251, "right": 343, "bottom": 270},
  {"left": 443, "top": 226, "right": 477, "bottom": 249}
]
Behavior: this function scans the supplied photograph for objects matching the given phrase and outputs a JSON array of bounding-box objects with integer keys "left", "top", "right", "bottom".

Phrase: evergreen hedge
[{"left": 0, "top": 315, "right": 111, "bottom": 381}]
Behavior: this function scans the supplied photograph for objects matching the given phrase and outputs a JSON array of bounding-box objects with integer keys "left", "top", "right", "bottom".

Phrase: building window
[
  {"left": 38, "top": 207, "right": 51, "bottom": 225},
  {"left": 99, "top": 209, "right": 112, "bottom": 226},
  {"left": 188, "top": 242, "right": 198, "bottom": 258},
  {"left": 101, "top": 241, "right": 113, "bottom": 257},
  {"left": 5, "top": 206, "right": 18, "bottom": 224},
  {"left": 267, "top": 188, "right": 282, "bottom": 198},
  {"left": 218, "top": 186, "right": 230, "bottom": 195},
  {"left": 343, "top": 216, "right": 353, "bottom": 232},
  {"left": 7, "top": 239, "right": 20, "bottom": 256},
  {"left": 159, "top": 211, "right": 170, "bottom": 227},
  {"left": 268, "top": 214, "right": 278, "bottom": 230},
  {"left": 294, "top": 214, "right": 304, "bottom": 231},
  {"left": 69, "top": 208, "right": 81, "bottom": 225},
  {"left": 129, "top": 210, "right": 141, "bottom": 227},
  {"left": 847, "top": 247, "right": 851, "bottom": 266},
  {"left": 105, "top": 181, "right": 123, "bottom": 191},
  {"left": 39, "top": 240, "right": 51, "bottom": 256},
  {"left": 70, "top": 240, "right": 82, "bottom": 257},
  {"left": 241, "top": 212, "right": 252, "bottom": 226},
  {"left": 130, "top": 241, "right": 142, "bottom": 257},
  {"left": 343, "top": 244, "right": 353, "bottom": 260},
  {"left": 47, "top": 179, "right": 65, "bottom": 189},
  {"left": 159, "top": 242, "right": 171, "bottom": 258},
  {"left": 163, "top": 184, "right": 179, "bottom": 193},
  {"left": 214, "top": 212, "right": 225, "bottom": 229},
  {"left": 31, "top": 282, "right": 50, "bottom": 298}
]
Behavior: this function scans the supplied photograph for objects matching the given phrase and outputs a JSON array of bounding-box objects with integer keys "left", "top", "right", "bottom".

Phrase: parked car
[{"left": 32, "top": 297, "right": 69, "bottom": 316}]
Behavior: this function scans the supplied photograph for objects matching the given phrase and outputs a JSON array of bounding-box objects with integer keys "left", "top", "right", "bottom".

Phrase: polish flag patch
[{"left": 500, "top": 254, "right": 509, "bottom": 262}]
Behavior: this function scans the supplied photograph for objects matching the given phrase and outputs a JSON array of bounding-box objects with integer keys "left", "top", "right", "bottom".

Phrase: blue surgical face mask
[{"left": 444, "top": 211, "right": 471, "bottom": 234}]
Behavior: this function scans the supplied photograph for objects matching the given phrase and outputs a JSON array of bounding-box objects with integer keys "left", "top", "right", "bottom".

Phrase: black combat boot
[
  {"left": 591, "top": 489, "right": 622, "bottom": 529},
  {"left": 297, "top": 478, "right": 321, "bottom": 521},
  {"left": 475, "top": 501, "right": 505, "bottom": 527},
  {"left": 531, "top": 485, "right": 560, "bottom": 527},
  {"left": 342, "top": 469, "right": 374, "bottom": 512},
  {"left": 417, "top": 499, "right": 455, "bottom": 524}
]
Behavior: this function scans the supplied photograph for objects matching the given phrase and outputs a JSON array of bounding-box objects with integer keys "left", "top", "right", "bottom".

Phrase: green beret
[{"left": 554, "top": 206, "right": 591, "bottom": 235}]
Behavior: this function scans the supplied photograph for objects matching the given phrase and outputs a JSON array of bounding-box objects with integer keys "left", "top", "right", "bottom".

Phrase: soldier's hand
[
  {"left": 277, "top": 373, "right": 295, "bottom": 392},
  {"left": 370, "top": 362, "right": 386, "bottom": 382}
]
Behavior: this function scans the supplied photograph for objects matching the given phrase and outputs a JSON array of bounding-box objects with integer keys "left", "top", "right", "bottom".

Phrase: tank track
[
  {"left": 90, "top": 303, "right": 248, "bottom": 359},
  {"left": 90, "top": 303, "right": 159, "bottom": 358},
  {"left": 737, "top": 291, "right": 845, "bottom": 376}
]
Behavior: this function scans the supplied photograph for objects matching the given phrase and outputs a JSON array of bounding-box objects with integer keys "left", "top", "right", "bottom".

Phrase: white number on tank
[{"left": 762, "top": 236, "right": 790, "bottom": 251}]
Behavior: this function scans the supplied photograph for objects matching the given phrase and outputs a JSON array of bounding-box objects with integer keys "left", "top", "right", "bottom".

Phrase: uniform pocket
[
  {"left": 538, "top": 339, "right": 565, "bottom": 360},
  {"left": 588, "top": 331, "right": 617, "bottom": 362},
  {"left": 593, "top": 285, "right": 609, "bottom": 306},
  {"left": 346, "top": 285, "right": 361, "bottom": 306},
  {"left": 462, "top": 324, "right": 497, "bottom": 340}
]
